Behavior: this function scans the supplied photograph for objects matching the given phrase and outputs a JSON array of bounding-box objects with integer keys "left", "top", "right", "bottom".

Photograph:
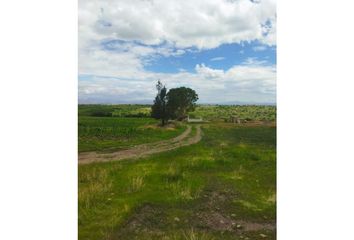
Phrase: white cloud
[
  {"left": 195, "top": 64, "right": 225, "bottom": 79},
  {"left": 78, "top": 0, "right": 276, "bottom": 104},
  {"left": 210, "top": 57, "right": 225, "bottom": 61},
  {"left": 79, "top": 62, "right": 276, "bottom": 104},
  {"left": 242, "top": 57, "right": 268, "bottom": 65},
  {"left": 253, "top": 45, "right": 267, "bottom": 51},
  {"left": 79, "top": 0, "right": 276, "bottom": 50}
]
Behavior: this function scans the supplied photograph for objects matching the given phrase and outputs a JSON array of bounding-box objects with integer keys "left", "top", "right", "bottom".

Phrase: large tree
[
  {"left": 166, "top": 87, "right": 198, "bottom": 120},
  {"left": 151, "top": 81, "right": 169, "bottom": 126}
]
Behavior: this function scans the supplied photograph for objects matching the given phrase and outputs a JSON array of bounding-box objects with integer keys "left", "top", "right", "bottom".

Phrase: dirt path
[{"left": 79, "top": 125, "right": 202, "bottom": 165}]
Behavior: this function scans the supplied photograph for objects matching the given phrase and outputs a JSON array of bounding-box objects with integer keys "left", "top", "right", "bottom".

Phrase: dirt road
[{"left": 79, "top": 125, "right": 202, "bottom": 165}]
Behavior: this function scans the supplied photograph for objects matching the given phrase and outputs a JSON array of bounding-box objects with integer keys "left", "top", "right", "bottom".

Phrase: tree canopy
[
  {"left": 166, "top": 87, "right": 198, "bottom": 120},
  {"left": 151, "top": 81, "right": 169, "bottom": 126},
  {"left": 151, "top": 81, "right": 198, "bottom": 125}
]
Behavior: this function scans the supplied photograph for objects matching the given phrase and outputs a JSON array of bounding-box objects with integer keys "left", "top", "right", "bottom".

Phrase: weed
[
  {"left": 165, "top": 164, "right": 183, "bottom": 183},
  {"left": 168, "top": 182, "right": 201, "bottom": 201},
  {"left": 129, "top": 176, "right": 145, "bottom": 193},
  {"left": 182, "top": 229, "right": 215, "bottom": 240}
]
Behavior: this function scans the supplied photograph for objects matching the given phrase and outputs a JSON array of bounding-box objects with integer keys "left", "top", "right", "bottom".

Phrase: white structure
[{"left": 187, "top": 115, "right": 203, "bottom": 123}]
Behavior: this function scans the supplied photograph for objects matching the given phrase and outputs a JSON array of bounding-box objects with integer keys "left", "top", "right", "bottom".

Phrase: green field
[
  {"left": 79, "top": 117, "right": 186, "bottom": 153},
  {"left": 78, "top": 104, "right": 276, "bottom": 153},
  {"left": 78, "top": 105, "right": 276, "bottom": 240}
]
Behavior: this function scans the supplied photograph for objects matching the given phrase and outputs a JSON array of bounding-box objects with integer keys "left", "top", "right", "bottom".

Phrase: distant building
[
  {"left": 187, "top": 115, "right": 204, "bottom": 123},
  {"left": 230, "top": 115, "right": 242, "bottom": 124}
]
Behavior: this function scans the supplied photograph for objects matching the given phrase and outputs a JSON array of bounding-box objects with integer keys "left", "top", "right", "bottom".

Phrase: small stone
[
  {"left": 231, "top": 222, "right": 236, "bottom": 226},
  {"left": 260, "top": 233, "right": 267, "bottom": 238},
  {"left": 220, "top": 220, "right": 224, "bottom": 224},
  {"left": 174, "top": 217, "right": 180, "bottom": 222},
  {"left": 236, "top": 224, "right": 242, "bottom": 229},
  {"left": 231, "top": 213, "right": 236, "bottom": 217},
  {"left": 245, "top": 238, "right": 249, "bottom": 240}
]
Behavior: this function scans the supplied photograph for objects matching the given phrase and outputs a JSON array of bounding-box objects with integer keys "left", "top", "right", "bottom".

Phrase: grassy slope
[
  {"left": 78, "top": 123, "right": 276, "bottom": 240},
  {"left": 79, "top": 117, "right": 186, "bottom": 153}
]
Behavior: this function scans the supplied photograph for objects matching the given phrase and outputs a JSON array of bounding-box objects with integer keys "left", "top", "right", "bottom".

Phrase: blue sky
[
  {"left": 144, "top": 42, "right": 276, "bottom": 73},
  {"left": 79, "top": 0, "right": 276, "bottom": 104}
]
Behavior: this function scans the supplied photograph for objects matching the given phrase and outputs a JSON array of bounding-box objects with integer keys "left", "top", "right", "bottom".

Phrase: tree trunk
[{"left": 161, "top": 119, "right": 165, "bottom": 126}]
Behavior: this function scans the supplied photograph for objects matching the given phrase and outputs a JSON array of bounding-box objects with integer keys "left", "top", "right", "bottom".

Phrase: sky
[{"left": 78, "top": 0, "right": 276, "bottom": 104}]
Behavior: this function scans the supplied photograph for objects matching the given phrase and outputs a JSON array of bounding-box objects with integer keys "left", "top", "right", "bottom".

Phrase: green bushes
[{"left": 193, "top": 105, "right": 276, "bottom": 121}]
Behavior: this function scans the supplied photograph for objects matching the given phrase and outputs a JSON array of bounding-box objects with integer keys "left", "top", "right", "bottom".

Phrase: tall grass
[
  {"left": 182, "top": 229, "right": 215, "bottom": 240},
  {"left": 78, "top": 167, "right": 113, "bottom": 210},
  {"left": 129, "top": 175, "right": 145, "bottom": 193}
]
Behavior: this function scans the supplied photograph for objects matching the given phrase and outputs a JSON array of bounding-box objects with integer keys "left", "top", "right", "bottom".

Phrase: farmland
[
  {"left": 79, "top": 104, "right": 276, "bottom": 121},
  {"left": 79, "top": 117, "right": 186, "bottom": 153},
  {"left": 191, "top": 105, "right": 276, "bottom": 122},
  {"left": 78, "top": 104, "right": 276, "bottom": 240}
]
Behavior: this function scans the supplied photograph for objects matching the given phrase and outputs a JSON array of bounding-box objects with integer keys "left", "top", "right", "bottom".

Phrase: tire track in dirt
[{"left": 79, "top": 125, "right": 202, "bottom": 165}]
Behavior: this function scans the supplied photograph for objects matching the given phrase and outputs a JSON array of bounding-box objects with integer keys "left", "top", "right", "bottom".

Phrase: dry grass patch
[
  {"left": 182, "top": 229, "right": 215, "bottom": 240},
  {"left": 168, "top": 182, "right": 201, "bottom": 201},
  {"left": 79, "top": 167, "right": 113, "bottom": 209},
  {"left": 129, "top": 175, "right": 145, "bottom": 193},
  {"left": 230, "top": 165, "right": 245, "bottom": 180}
]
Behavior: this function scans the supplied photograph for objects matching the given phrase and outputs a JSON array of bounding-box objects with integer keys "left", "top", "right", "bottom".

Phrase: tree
[
  {"left": 151, "top": 81, "right": 169, "bottom": 126},
  {"left": 166, "top": 87, "right": 198, "bottom": 120}
]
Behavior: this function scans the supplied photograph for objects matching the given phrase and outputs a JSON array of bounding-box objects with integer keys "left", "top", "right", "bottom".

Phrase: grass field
[
  {"left": 79, "top": 117, "right": 186, "bottom": 153},
  {"left": 78, "top": 117, "right": 276, "bottom": 240}
]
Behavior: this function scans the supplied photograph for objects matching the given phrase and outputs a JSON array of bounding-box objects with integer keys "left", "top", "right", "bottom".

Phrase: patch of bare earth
[
  {"left": 195, "top": 189, "right": 275, "bottom": 235},
  {"left": 199, "top": 211, "right": 275, "bottom": 232},
  {"left": 78, "top": 125, "right": 202, "bottom": 164},
  {"left": 112, "top": 189, "right": 274, "bottom": 239},
  {"left": 110, "top": 204, "right": 168, "bottom": 239}
]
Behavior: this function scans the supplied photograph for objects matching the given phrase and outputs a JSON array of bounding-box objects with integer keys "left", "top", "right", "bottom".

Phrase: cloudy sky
[{"left": 78, "top": 0, "right": 276, "bottom": 104}]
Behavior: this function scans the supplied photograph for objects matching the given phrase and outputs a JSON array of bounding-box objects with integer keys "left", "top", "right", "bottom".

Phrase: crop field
[
  {"left": 79, "top": 105, "right": 152, "bottom": 118},
  {"left": 78, "top": 105, "right": 276, "bottom": 240},
  {"left": 191, "top": 105, "right": 276, "bottom": 121},
  {"left": 79, "top": 117, "right": 186, "bottom": 153},
  {"left": 79, "top": 104, "right": 275, "bottom": 120}
]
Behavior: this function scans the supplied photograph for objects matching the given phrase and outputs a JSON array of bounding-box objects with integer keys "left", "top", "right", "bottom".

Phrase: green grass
[
  {"left": 78, "top": 123, "right": 276, "bottom": 240},
  {"left": 78, "top": 117, "right": 186, "bottom": 152}
]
